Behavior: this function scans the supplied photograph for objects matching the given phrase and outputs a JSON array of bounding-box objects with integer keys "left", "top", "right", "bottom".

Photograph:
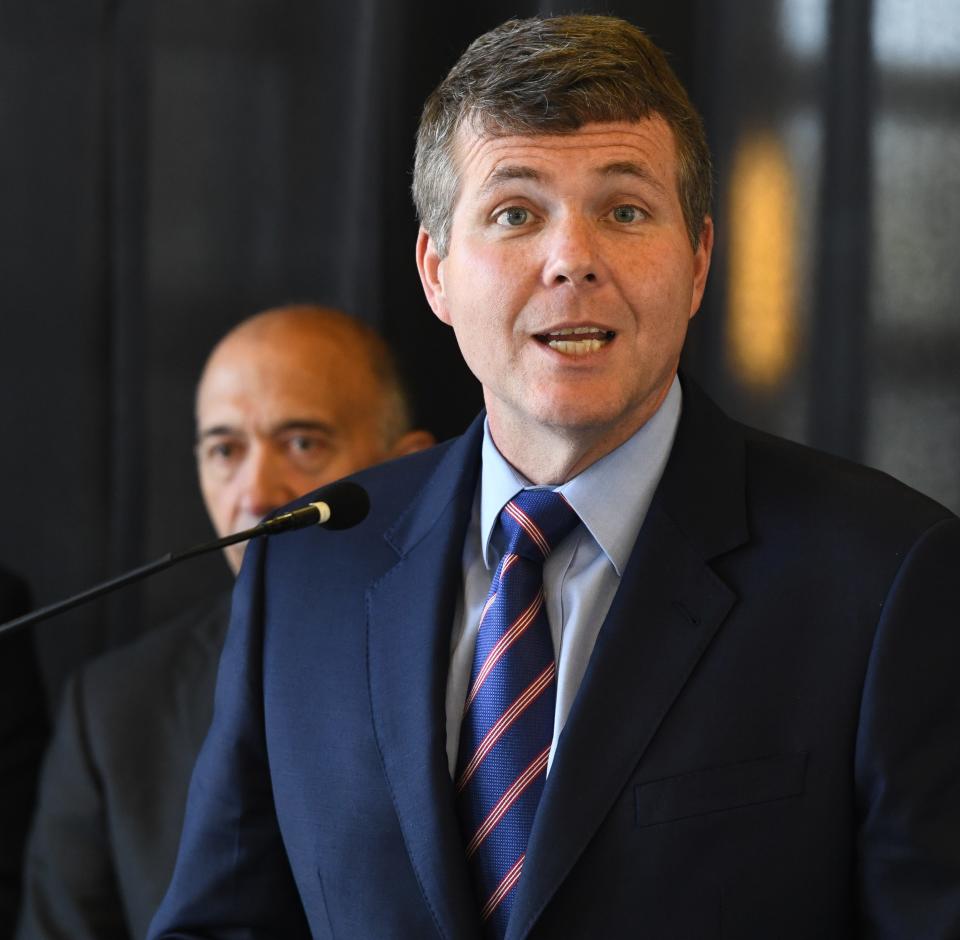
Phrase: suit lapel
[
  {"left": 508, "top": 506, "right": 737, "bottom": 937},
  {"left": 507, "top": 380, "right": 749, "bottom": 939},
  {"left": 367, "top": 420, "right": 484, "bottom": 940}
]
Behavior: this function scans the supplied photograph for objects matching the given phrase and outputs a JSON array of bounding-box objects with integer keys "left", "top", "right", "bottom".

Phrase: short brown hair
[{"left": 412, "top": 14, "right": 712, "bottom": 256}]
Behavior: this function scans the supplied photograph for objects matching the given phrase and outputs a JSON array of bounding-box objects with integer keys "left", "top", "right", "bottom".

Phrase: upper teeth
[{"left": 540, "top": 326, "right": 614, "bottom": 356}]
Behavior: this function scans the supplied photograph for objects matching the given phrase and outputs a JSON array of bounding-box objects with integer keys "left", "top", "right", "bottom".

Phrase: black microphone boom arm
[{"left": 0, "top": 481, "right": 369, "bottom": 638}]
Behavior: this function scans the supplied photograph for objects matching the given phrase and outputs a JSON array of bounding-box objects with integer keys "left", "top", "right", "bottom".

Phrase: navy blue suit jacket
[{"left": 151, "top": 383, "right": 960, "bottom": 939}]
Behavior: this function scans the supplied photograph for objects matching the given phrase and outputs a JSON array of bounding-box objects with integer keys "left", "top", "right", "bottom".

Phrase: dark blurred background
[{"left": 1, "top": 0, "right": 957, "bottom": 707}]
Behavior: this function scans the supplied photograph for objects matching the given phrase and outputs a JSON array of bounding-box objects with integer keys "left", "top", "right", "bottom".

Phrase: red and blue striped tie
[{"left": 456, "top": 489, "right": 579, "bottom": 937}]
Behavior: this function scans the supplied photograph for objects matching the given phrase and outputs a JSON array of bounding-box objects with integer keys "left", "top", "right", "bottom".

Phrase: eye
[
  {"left": 611, "top": 204, "right": 643, "bottom": 223},
  {"left": 205, "top": 440, "right": 240, "bottom": 462},
  {"left": 282, "top": 432, "right": 332, "bottom": 469},
  {"left": 288, "top": 435, "right": 316, "bottom": 453},
  {"left": 495, "top": 206, "right": 530, "bottom": 227},
  {"left": 197, "top": 437, "right": 245, "bottom": 478}
]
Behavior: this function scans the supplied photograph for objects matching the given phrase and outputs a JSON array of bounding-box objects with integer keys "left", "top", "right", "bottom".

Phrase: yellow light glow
[{"left": 726, "top": 131, "right": 798, "bottom": 388}]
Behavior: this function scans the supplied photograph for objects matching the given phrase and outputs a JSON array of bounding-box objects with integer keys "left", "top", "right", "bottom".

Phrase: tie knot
[{"left": 499, "top": 489, "right": 579, "bottom": 562}]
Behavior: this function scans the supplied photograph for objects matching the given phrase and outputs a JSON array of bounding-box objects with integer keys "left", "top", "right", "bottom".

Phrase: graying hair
[{"left": 412, "top": 14, "right": 713, "bottom": 257}]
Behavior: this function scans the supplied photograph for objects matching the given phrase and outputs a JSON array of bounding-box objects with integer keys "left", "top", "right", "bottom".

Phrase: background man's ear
[{"left": 389, "top": 429, "right": 436, "bottom": 458}]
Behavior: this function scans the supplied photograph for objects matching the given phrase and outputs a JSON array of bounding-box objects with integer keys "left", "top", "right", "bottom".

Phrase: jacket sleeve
[
  {"left": 148, "top": 537, "right": 311, "bottom": 939},
  {"left": 855, "top": 516, "right": 960, "bottom": 937},
  {"left": 14, "top": 669, "right": 130, "bottom": 940}
]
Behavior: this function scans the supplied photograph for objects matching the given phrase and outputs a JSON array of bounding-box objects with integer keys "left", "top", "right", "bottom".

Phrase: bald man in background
[{"left": 16, "top": 305, "right": 433, "bottom": 940}]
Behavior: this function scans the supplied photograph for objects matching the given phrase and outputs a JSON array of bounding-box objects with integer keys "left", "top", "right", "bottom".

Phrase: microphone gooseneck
[
  {"left": 0, "top": 481, "right": 371, "bottom": 638},
  {"left": 261, "top": 480, "right": 370, "bottom": 534}
]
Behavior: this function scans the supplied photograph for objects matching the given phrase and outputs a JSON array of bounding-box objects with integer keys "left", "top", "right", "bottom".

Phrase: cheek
[
  {"left": 449, "top": 240, "right": 528, "bottom": 302},
  {"left": 448, "top": 267, "right": 524, "bottom": 348},
  {"left": 198, "top": 473, "right": 221, "bottom": 514},
  {"left": 204, "top": 489, "right": 237, "bottom": 538},
  {"left": 302, "top": 441, "right": 380, "bottom": 488},
  {"left": 623, "top": 255, "right": 696, "bottom": 329},
  {"left": 288, "top": 464, "right": 333, "bottom": 495}
]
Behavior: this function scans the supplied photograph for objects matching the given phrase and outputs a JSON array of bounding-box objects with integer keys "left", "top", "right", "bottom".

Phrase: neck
[
  {"left": 488, "top": 414, "right": 660, "bottom": 488},
  {"left": 486, "top": 376, "right": 676, "bottom": 485}
]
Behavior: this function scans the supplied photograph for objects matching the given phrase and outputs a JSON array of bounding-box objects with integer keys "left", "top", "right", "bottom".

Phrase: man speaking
[{"left": 151, "top": 16, "right": 960, "bottom": 939}]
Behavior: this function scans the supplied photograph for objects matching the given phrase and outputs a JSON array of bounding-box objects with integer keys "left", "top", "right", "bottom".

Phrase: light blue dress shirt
[{"left": 445, "top": 376, "right": 682, "bottom": 776}]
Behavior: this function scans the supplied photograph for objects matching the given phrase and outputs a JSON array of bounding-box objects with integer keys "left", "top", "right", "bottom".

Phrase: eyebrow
[
  {"left": 478, "top": 160, "right": 669, "bottom": 197},
  {"left": 596, "top": 161, "right": 669, "bottom": 196},
  {"left": 478, "top": 165, "right": 543, "bottom": 197},
  {"left": 196, "top": 419, "right": 335, "bottom": 444}
]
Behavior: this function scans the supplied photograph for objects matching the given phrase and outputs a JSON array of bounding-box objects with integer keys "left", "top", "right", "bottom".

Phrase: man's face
[
  {"left": 195, "top": 325, "right": 394, "bottom": 574},
  {"left": 418, "top": 118, "right": 712, "bottom": 475}
]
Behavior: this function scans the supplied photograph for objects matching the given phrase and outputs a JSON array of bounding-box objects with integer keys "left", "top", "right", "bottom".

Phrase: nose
[
  {"left": 542, "top": 213, "right": 600, "bottom": 287},
  {"left": 237, "top": 445, "right": 292, "bottom": 520}
]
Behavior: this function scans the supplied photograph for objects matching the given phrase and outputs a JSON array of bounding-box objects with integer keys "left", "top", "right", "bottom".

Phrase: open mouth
[{"left": 534, "top": 326, "right": 616, "bottom": 355}]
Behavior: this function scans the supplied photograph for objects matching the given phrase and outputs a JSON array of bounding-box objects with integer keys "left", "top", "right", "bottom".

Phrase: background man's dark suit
[
  {"left": 151, "top": 380, "right": 960, "bottom": 939},
  {"left": 17, "top": 594, "right": 229, "bottom": 940},
  {"left": 0, "top": 568, "right": 47, "bottom": 938}
]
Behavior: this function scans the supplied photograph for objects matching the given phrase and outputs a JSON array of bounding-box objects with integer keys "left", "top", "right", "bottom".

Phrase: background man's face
[
  {"left": 419, "top": 118, "right": 712, "bottom": 461},
  {"left": 195, "top": 322, "right": 395, "bottom": 574}
]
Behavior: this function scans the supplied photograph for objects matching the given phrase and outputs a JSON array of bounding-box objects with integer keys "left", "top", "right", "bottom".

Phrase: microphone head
[{"left": 314, "top": 480, "right": 370, "bottom": 530}]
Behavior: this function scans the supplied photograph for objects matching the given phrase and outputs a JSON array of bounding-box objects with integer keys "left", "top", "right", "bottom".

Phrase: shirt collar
[{"left": 479, "top": 375, "right": 683, "bottom": 575}]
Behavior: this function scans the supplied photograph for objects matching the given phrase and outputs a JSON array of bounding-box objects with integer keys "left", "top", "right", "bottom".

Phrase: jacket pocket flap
[{"left": 635, "top": 752, "right": 807, "bottom": 828}]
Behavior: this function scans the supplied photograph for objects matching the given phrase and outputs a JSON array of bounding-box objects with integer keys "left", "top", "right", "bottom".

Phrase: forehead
[
  {"left": 196, "top": 330, "right": 376, "bottom": 428},
  {"left": 453, "top": 118, "right": 680, "bottom": 197}
]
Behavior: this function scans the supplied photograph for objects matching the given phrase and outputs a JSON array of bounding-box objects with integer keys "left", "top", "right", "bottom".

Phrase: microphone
[
  {"left": 0, "top": 480, "right": 370, "bottom": 638},
  {"left": 256, "top": 480, "right": 370, "bottom": 534}
]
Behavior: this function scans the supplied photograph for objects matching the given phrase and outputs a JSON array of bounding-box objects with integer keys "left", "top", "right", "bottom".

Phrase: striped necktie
[{"left": 455, "top": 489, "right": 579, "bottom": 937}]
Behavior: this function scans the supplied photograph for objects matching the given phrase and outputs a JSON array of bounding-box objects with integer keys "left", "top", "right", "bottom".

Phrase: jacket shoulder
[
  {"left": 71, "top": 593, "right": 229, "bottom": 749},
  {"left": 738, "top": 422, "right": 954, "bottom": 551}
]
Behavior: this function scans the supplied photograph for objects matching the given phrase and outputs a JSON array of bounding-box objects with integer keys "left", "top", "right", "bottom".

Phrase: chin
[
  {"left": 538, "top": 380, "right": 612, "bottom": 414},
  {"left": 538, "top": 385, "right": 667, "bottom": 438},
  {"left": 535, "top": 401, "right": 626, "bottom": 434}
]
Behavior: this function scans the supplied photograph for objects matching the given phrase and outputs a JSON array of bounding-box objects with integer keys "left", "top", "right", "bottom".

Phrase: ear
[
  {"left": 388, "top": 428, "right": 436, "bottom": 458},
  {"left": 416, "top": 227, "right": 452, "bottom": 325},
  {"left": 689, "top": 215, "right": 714, "bottom": 320}
]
